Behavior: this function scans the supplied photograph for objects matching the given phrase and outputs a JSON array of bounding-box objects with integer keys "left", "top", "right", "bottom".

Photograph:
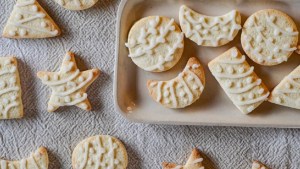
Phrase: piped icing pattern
[
  {"left": 269, "top": 65, "right": 300, "bottom": 109},
  {"left": 179, "top": 5, "right": 241, "bottom": 47},
  {"left": 54, "top": 0, "right": 98, "bottom": 10},
  {"left": 252, "top": 161, "right": 267, "bottom": 169},
  {"left": 208, "top": 47, "right": 269, "bottom": 114},
  {"left": 125, "top": 16, "right": 184, "bottom": 72},
  {"left": 37, "top": 52, "right": 100, "bottom": 112},
  {"left": 0, "top": 147, "right": 48, "bottom": 169},
  {"left": 242, "top": 9, "right": 298, "bottom": 65},
  {"left": 147, "top": 57, "right": 205, "bottom": 108},
  {"left": 72, "top": 135, "right": 128, "bottom": 169},
  {"left": 0, "top": 57, "right": 23, "bottom": 119},
  {"left": 3, "top": 0, "right": 60, "bottom": 38}
]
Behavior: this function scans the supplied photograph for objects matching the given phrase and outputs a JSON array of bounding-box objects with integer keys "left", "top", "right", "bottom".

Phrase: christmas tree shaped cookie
[
  {"left": 269, "top": 65, "right": 300, "bottom": 109},
  {"left": 3, "top": 0, "right": 61, "bottom": 39}
]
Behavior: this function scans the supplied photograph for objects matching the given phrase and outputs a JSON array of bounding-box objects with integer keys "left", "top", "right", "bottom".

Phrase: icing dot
[
  {"left": 9, "top": 77, "right": 16, "bottom": 84},
  {"left": 179, "top": 91, "right": 186, "bottom": 97},
  {"left": 0, "top": 81, "right": 6, "bottom": 88},
  {"left": 75, "top": 93, "right": 82, "bottom": 99},
  {"left": 187, "top": 76, "right": 194, "bottom": 82},
  {"left": 169, "top": 26, "right": 175, "bottom": 31},
  {"left": 231, "top": 49, "right": 238, "bottom": 58},
  {"left": 163, "top": 91, "right": 170, "bottom": 97},
  {"left": 268, "top": 37, "right": 274, "bottom": 43},
  {"left": 114, "top": 159, "right": 120, "bottom": 164},
  {"left": 270, "top": 15, "right": 276, "bottom": 22},
  {"left": 238, "top": 67, "right": 245, "bottom": 73},
  {"left": 165, "top": 99, "right": 170, "bottom": 104},
  {"left": 273, "top": 47, "right": 280, "bottom": 53},
  {"left": 285, "top": 83, "right": 292, "bottom": 89},
  {"left": 274, "top": 29, "right": 280, "bottom": 36},
  {"left": 192, "top": 84, "right": 199, "bottom": 90},
  {"left": 258, "top": 88, "right": 264, "bottom": 95},
  {"left": 255, "top": 35, "right": 262, "bottom": 43},
  {"left": 10, "top": 66, "right": 16, "bottom": 73},
  {"left": 236, "top": 82, "right": 243, "bottom": 88},
  {"left": 198, "top": 17, "right": 204, "bottom": 23},
  {"left": 183, "top": 99, "right": 188, "bottom": 104},
  {"left": 254, "top": 47, "right": 262, "bottom": 53},
  {"left": 237, "top": 95, "right": 244, "bottom": 101},
  {"left": 11, "top": 95, "right": 17, "bottom": 101},
  {"left": 244, "top": 44, "right": 250, "bottom": 51},
  {"left": 41, "top": 21, "right": 47, "bottom": 28},
  {"left": 192, "top": 64, "right": 200, "bottom": 69},
  {"left": 248, "top": 93, "right": 255, "bottom": 99},
  {"left": 225, "top": 81, "right": 233, "bottom": 88},
  {"left": 286, "top": 27, "right": 293, "bottom": 32},
  {"left": 247, "top": 105, "right": 255, "bottom": 113},
  {"left": 257, "top": 26, "right": 264, "bottom": 32},
  {"left": 216, "top": 65, "right": 223, "bottom": 73},
  {"left": 246, "top": 77, "right": 253, "bottom": 84},
  {"left": 59, "top": 86, "right": 65, "bottom": 92},
  {"left": 67, "top": 81, "right": 76, "bottom": 88},
  {"left": 43, "top": 75, "right": 49, "bottom": 81},
  {"left": 8, "top": 30, "right": 16, "bottom": 36},
  {"left": 19, "top": 29, "right": 27, "bottom": 36},
  {"left": 227, "top": 67, "right": 234, "bottom": 74},
  {"left": 283, "top": 44, "right": 291, "bottom": 49},
  {"left": 222, "top": 27, "right": 228, "bottom": 32},
  {"left": 212, "top": 26, "right": 219, "bottom": 31},
  {"left": 275, "top": 97, "right": 282, "bottom": 103},
  {"left": 202, "top": 29, "right": 209, "bottom": 35},
  {"left": 3, "top": 98, "right": 9, "bottom": 104},
  {"left": 31, "top": 5, "right": 38, "bottom": 12},
  {"left": 4, "top": 59, "right": 12, "bottom": 66},
  {"left": 257, "top": 57, "right": 264, "bottom": 63},
  {"left": 79, "top": 103, "right": 88, "bottom": 109},
  {"left": 53, "top": 74, "right": 59, "bottom": 81},
  {"left": 64, "top": 96, "right": 71, "bottom": 103},
  {"left": 15, "top": 13, "right": 22, "bottom": 20},
  {"left": 177, "top": 83, "right": 183, "bottom": 89}
]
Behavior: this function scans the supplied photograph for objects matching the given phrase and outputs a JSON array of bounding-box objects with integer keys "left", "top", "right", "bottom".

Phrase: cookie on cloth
[
  {"left": 208, "top": 47, "right": 269, "bottom": 114},
  {"left": 269, "top": 65, "right": 300, "bottom": 109},
  {"left": 0, "top": 57, "right": 23, "bottom": 119},
  {"left": 0, "top": 147, "right": 49, "bottom": 169},
  {"left": 252, "top": 161, "right": 268, "bottom": 169},
  {"left": 241, "top": 9, "right": 298, "bottom": 66},
  {"left": 3, "top": 0, "right": 61, "bottom": 39},
  {"left": 125, "top": 16, "right": 184, "bottom": 72},
  {"left": 72, "top": 135, "right": 128, "bottom": 169},
  {"left": 37, "top": 52, "right": 100, "bottom": 112},
  {"left": 147, "top": 57, "right": 205, "bottom": 108},
  {"left": 179, "top": 5, "right": 241, "bottom": 47},
  {"left": 163, "top": 148, "right": 205, "bottom": 169},
  {"left": 54, "top": 0, "right": 98, "bottom": 10}
]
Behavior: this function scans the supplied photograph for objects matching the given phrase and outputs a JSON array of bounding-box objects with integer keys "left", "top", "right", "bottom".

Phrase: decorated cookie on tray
[
  {"left": 3, "top": 0, "right": 61, "bottom": 39},
  {"left": 241, "top": 9, "right": 298, "bottom": 66},
  {"left": 54, "top": 0, "right": 98, "bottom": 10},
  {"left": 72, "top": 135, "right": 128, "bottom": 169},
  {"left": 269, "top": 65, "right": 300, "bottom": 109},
  {"left": 179, "top": 5, "right": 242, "bottom": 47},
  {"left": 208, "top": 47, "right": 270, "bottom": 114},
  {"left": 147, "top": 57, "right": 205, "bottom": 108},
  {"left": 0, "top": 147, "right": 49, "bottom": 169},
  {"left": 37, "top": 52, "right": 100, "bottom": 112},
  {"left": 125, "top": 16, "right": 184, "bottom": 72}
]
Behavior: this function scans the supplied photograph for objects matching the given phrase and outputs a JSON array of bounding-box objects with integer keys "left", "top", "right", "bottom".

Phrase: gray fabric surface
[{"left": 0, "top": 0, "right": 300, "bottom": 169}]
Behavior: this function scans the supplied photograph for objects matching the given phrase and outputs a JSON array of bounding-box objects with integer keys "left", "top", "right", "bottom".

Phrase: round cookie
[
  {"left": 125, "top": 16, "right": 184, "bottom": 72},
  {"left": 72, "top": 135, "right": 128, "bottom": 169},
  {"left": 54, "top": 0, "right": 98, "bottom": 10},
  {"left": 241, "top": 9, "right": 299, "bottom": 66}
]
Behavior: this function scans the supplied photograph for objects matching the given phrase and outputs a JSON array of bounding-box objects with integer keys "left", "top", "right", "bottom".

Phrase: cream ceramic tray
[{"left": 114, "top": 0, "right": 300, "bottom": 127}]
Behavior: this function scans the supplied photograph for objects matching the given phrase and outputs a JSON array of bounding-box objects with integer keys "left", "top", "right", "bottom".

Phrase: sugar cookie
[
  {"left": 3, "top": 0, "right": 61, "bottom": 39},
  {"left": 37, "top": 52, "right": 100, "bottom": 112},
  {"left": 252, "top": 161, "right": 268, "bottom": 169},
  {"left": 0, "top": 147, "right": 48, "bottom": 169},
  {"left": 269, "top": 65, "right": 300, "bottom": 109},
  {"left": 147, "top": 57, "right": 205, "bottom": 108},
  {"left": 72, "top": 135, "right": 128, "bottom": 169},
  {"left": 125, "top": 16, "right": 184, "bottom": 72},
  {"left": 241, "top": 9, "right": 298, "bottom": 66},
  {"left": 54, "top": 0, "right": 98, "bottom": 10},
  {"left": 163, "top": 149, "right": 205, "bottom": 169},
  {"left": 0, "top": 57, "right": 23, "bottom": 119},
  {"left": 179, "top": 5, "right": 241, "bottom": 47},
  {"left": 208, "top": 47, "right": 269, "bottom": 114}
]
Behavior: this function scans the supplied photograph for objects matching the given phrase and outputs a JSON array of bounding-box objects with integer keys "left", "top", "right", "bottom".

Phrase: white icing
[
  {"left": 228, "top": 79, "right": 261, "bottom": 94},
  {"left": 236, "top": 92, "right": 269, "bottom": 106},
  {"left": 218, "top": 55, "right": 246, "bottom": 64},
  {"left": 213, "top": 66, "right": 254, "bottom": 79},
  {"left": 42, "top": 69, "right": 80, "bottom": 86}
]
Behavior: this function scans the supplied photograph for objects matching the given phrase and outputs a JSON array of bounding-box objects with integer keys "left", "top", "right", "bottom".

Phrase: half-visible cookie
[
  {"left": 54, "top": 0, "right": 98, "bottom": 10},
  {"left": 208, "top": 47, "right": 269, "bottom": 114},
  {"left": 72, "top": 135, "right": 128, "bottom": 169},
  {"left": 241, "top": 9, "right": 298, "bottom": 66},
  {"left": 37, "top": 52, "right": 100, "bottom": 112},
  {"left": 269, "top": 65, "right": 300, "bottom": 109},
  {"left": 0, "top": 147, "right": 48, "bottom": 169},
  {"left": 3, "top": 0, "right": 61, "bottom": 39},
  {"left": 125, "top": 16, "right": 184, "bottom": 72},
  {"left": 163, "top": 149, "right": 205, "bottom": 169},
  {"left": 0, "top": 57, "right": 23, "bottom": 119},
  {"left": 252, "top": 161, "right": 268, "bottom": 169},
  {"left": 179, "top": 5, "right": 241, "bottom": 47},
  {"left": 147, "top": 57, "right": 205, "bottom": 108}
]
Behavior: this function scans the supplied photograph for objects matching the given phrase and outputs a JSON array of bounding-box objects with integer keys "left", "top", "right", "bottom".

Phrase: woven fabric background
[{"left": 0, "top": 0, "right": 300, "bottom": 169}]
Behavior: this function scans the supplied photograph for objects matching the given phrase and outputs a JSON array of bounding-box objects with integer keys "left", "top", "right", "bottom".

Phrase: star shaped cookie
[{"left": 37, "top": 52, "right": 100, "bottom": 112}]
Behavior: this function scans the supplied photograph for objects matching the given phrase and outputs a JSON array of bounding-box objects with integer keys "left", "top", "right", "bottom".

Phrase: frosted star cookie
[
  {"left": 252, "top": 161, "right": 268, "bottom": 169},
  {"left": 179, "top": 5, "right": 241, "bottom": 47},
  {"left": 0, "top": 57, "right": 23, "bottom": 119},
  {"left": 208, "top": 47, "right": 269, "bottom": 114},
  {"left": 3, "top": 0, "right": 61, "bottom": 39},
  {"left": 125, "top": 16, "right": 184, "bottom": 72},
  {"left": 241, "top": 9, "right": 298, "bottom": 66},
  {"left": 147, "top": 57, "right": 205, "bottom": 108},
  {"left": 269, "top": 65, "right": 300, "bottom": 109},
  {"left": 37, "top": 52, "right": 100, "bottom": 112},
  {"left": 72, "top": 135, "right": 128, "bottom": 169},
  {"left": 0, "top": 147, "right": 48, "bottom": 169},
  {"left": 54, "top": 0, "right": 98, "bottom": 10},
  {"left": 163, "top": 149, "right": 205, "bottom": 169}
]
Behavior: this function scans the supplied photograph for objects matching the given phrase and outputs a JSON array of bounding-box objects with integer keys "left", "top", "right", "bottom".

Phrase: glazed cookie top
[
  {"left": 241, "top": 9, "right": 298, "bottom": 66},
  {"left": 54, "top": 0, "right": 98, "bottom": 10},
  {"left": 125, "top": 16, "right": 184, "bottom": 72}
]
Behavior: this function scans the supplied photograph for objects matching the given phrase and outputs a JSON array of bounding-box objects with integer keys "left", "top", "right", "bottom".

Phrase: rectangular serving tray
[{"left": 114, "top": 0, "right": 300, "bottom": 128}]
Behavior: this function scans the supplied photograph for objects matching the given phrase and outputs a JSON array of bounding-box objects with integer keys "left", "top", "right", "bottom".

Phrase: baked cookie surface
[
  {"left": 72, "top": 135, "right": 128, "bottom": 169},
  {"left": 269, "top": 65, "right": 300, "bottom": 109},
  {"left": 54, "top": 0, "right": 98, "bottom": 10},
  {"left": 147, "top": 57, "right": 205, "bottom": 108},
  {"left": 252, "top": 161, "right": 268, "bottom": 169},
  {"left": 3, "top": 0, "right": 61, "bottom": 39},
  {"left": 179, "top": 5, "right": 241, "bottom": 47},
  {"left": 208, "top": 47, "right": 269, "bottom": 114},
  {"left": 125, "top": 16, "right": 184, "bottom": 72},
  {"left": 0, "top": 57, "right": 23, "bottom": 119},
  {"left": 0, "top": 147, "right": 48, "bottom": 169},
  {"left": 241, "top": 9, "right": 298, "bottom": 66},
  {"left": 37, "top": 52, "right": 100, "bottom": 112}
]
